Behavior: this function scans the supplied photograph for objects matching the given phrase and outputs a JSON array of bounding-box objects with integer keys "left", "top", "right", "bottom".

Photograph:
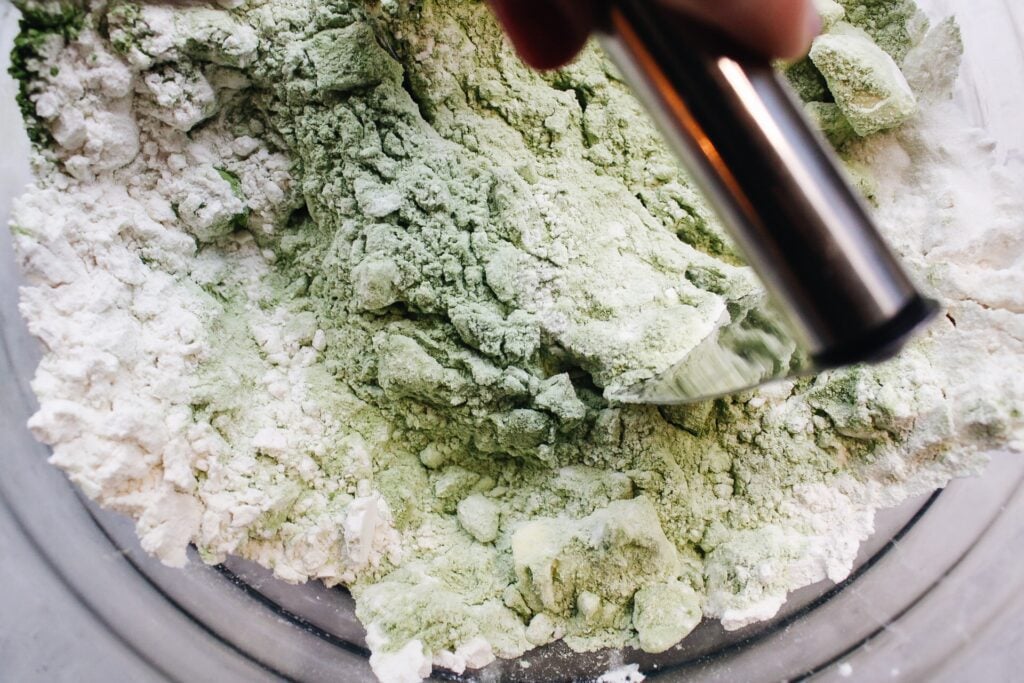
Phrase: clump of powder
[{"left": 7, "top": 0, "right": 1024, "bottom": 681}]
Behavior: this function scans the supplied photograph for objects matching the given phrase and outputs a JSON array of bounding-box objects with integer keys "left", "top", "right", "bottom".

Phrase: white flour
[{"left": 7, "top": 1, "right": 1024, "bottom": 681}]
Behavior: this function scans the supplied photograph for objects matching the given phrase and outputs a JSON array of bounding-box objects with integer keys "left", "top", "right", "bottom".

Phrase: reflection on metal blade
[{"left": 612, "top": 295, "right": 813, "bottom": 404}]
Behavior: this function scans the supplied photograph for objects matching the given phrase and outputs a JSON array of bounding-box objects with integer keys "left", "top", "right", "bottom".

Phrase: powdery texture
[{"left": 7, "top": 0, "right": 1024, "bottom": 681}]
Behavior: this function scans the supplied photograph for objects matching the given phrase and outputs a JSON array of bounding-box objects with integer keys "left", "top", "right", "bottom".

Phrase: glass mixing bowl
[{"left": 2, "top": 1, "right": 1022, "bottom": 680}]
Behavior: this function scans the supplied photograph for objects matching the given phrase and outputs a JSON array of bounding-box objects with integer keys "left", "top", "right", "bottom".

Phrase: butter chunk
[
  {"left": 632, "top": 581, "right": 703, "bottom": 653},
  {"left": 810, "top": 27, "right": 917, "bottom": 136},
  {"left": 457, "top": 493, "right": 501, "bottom": 544}
]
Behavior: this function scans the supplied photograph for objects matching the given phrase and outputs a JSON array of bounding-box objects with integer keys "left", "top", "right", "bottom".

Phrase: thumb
[
  {"left": 487, "top": 0, "right": 596, "bottom": 70},
  {"left": 666, "top": 0, "right": 821, "bottom": 60},
  {"left": 489, "top": 0, "right": 821, "bottom": 70}
]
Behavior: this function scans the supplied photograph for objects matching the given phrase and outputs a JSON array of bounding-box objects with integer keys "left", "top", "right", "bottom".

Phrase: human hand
[{"left": 488, "top": 0, "right": 822, "bottom": 69}]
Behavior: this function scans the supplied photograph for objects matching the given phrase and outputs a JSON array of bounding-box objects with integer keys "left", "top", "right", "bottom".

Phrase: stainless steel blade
[
  {"left": 596, "top": 2, "right": 938, "bottom": 404},
  {"left": 609, "top": 295, "right": 814, "bottom": 404}
]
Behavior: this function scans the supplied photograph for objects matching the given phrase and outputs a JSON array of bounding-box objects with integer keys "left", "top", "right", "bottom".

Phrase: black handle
[{"left": 597, "top": 0, "right": 937, "bottom": 365}]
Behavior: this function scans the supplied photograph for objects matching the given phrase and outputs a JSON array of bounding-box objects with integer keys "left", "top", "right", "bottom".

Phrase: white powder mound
[
  {"left": 366, "top": 627, "right": 433, "bottom": 683},
  {"left": 11, "top": 23, "right": 402, "bottom": 578}
]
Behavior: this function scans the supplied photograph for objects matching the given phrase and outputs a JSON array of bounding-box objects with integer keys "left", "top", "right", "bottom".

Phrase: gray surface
[{"left": 0, "top": 500, "right": 163, "bottom": 683}]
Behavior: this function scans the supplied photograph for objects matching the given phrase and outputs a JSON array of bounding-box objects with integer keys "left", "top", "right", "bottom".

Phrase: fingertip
[
  {"left": 782, "top": 1, "right": 823, "bottom": 59},
  {"left": 730, "top": 0, "right": 821, "bottom": 60},
  {"left": 671, "top": 0, "right": 821, "bottom": 60},
  {"left": 761, "top": 0, "right": 822, "bottom": 60},
  {"left": 488, "top": 0, "right": 594, "bottom": 70}
]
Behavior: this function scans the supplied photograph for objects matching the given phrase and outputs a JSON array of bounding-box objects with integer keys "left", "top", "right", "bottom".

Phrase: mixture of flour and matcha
[{"left": 8, "top": 0, "right": 1024, "bottom": 679}]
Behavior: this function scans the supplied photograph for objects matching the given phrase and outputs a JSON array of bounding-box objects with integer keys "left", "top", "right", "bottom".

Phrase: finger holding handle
[{"left": 488, "top": 0, "right": 821, "bottom": 70}]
